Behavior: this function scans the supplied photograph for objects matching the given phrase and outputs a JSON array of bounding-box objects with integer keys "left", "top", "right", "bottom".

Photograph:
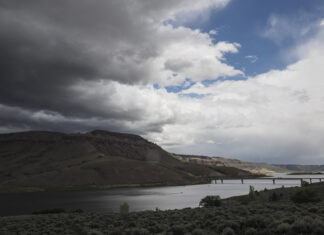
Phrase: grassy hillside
[
  {"left": 0, "top": 130, "right": 256, "bottom": 192},
  {"left": 1, "top": 182, "right": 324, "bottom": 234},
  {"left": 174, "top": 154, "right": 287, "bottom": 174}
]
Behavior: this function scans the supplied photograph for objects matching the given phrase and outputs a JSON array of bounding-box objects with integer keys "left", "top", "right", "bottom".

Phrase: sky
[{"left": 1, "top": 0, "right": 324, "bottom": 164}]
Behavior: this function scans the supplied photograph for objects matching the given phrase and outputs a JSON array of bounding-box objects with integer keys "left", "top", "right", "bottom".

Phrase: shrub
[
  {"left": 120, "top": 202, "right": 129, "bottom": 215},
  {"left": 192, "top": 228, "right": 206, "bottom": 235},
  {"left": 308, "top": 207, "right": 318, "bottom": 213},
  {"left": 245, "top": 215, "right": 267, "bottom": 229},
  {"left": 245, "top": 227, "right": 257, "bottom": 235},
  {"left": 291, "top": 218, "right": 312, "bottom": 234},
  {"left": 248, "top": 186, "right": 256, "bottom": 201},
  {"left": 301, "top": 180, "right": 310, "bottom": 187},
  {"left": 88, "top": 229, "right": 104, "bottom": 235},
  {"left": 71, "top": 208, "right": 84, "bottom": 213},
  {"left": 126, "top": 228, "right": 150, "bottom": 235},
  {"left": 109, "top": 229, "right": 126, "bottom": 235},
  {"left": 217, "top": 221, "right": 240, "bottom": 234},
  {"left": 268, "top": 192, "right": 278, "bottom": 202},
  {"left": 169, "top": 225, "right": 186, "bottom": 235},
  {"left": 221, "top": 227, "right": 236, "bottom": 235},
  {"left": 199, "top": 195, "right": 222, "bottom": 207},
  {"left": 32, "top": 208, "right": 66, "bottom": 214},
  {"left": 290, "top": 188, "right": 320, "bottom": 203},
  {"left": 311, "top": 218, "right": 324, "bottom": 234},
  {"left": 276, "top": 223, "right": 291, "bottom": 234}
]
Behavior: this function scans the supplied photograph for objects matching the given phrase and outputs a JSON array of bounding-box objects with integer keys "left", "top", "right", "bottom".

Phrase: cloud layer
[
  {"left": 1, "top": 1, "right": 324, "bottom": 164},
  {"left": 0, "top": 0, "right": 238, "bottom": 115}
]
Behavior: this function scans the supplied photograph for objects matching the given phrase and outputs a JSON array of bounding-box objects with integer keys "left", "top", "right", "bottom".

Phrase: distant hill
[
  {"left": 275, "top": 164, "right": 324, "bottom": 172},
  {"left": 173, "top": 154, "right": 287, "bottom": 174},
  {"left": 0, "top": 130, "right": 255, "bottom": 191}
]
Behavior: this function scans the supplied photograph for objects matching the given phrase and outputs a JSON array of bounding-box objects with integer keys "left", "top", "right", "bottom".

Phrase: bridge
[{"left": 212, "top": 178, "right": 324, "bottom": 185}]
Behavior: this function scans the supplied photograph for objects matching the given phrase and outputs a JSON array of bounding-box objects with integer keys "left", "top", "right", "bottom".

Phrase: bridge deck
[
  {"left": 212, "top": 177, "right": 324, "bottom": 184},
  {"left": 228, "top": 177, "right": 324, "bottom": 180}
]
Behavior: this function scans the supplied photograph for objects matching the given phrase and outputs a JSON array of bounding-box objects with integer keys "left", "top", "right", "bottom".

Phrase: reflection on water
[{"left": 1, "top": 173, "right": 323, "bottom": 216}]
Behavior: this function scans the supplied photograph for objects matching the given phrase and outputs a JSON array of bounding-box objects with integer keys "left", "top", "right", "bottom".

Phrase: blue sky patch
[
  {"left": 165, "top": 78, "right": 196, "bottom": 93},
  {"left": 181, "top": 0, "right": 324, "bottom": 76}
]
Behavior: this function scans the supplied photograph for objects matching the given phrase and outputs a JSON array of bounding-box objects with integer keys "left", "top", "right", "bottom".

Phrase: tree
[
  {"left": 119, "top": 202, "right": 129, "bottom": 215},
  {"left": 199, "top": 195, "right": 222, "bottom": 207},
  {"left": 301, "top": 180, "right": 310, "bottom": 187},
  {"left": 249, "top": 185, "right": 256, "bottom": 201}
]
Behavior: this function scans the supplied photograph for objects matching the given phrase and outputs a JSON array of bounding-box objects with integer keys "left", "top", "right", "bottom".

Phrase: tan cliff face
[
  {"left": 0, "top": 130, "right": 254, "bottom": 190},
  {"left": 174, "top": 154, "right": 287, "bottom": 174}
]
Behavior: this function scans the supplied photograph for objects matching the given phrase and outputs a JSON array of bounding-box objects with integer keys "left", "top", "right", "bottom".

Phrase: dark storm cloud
[
  {"left": 0, "top": 12, "right": 97, "bottom": 109},
  {"left": 0, "top": 0, "right": 162, "bottom": 127},
  {"left": 0, "top": 103, "right": 164, "bottom": 135},
  {"left": 0, "top": 0, "right": 233, "bottom": 132}
]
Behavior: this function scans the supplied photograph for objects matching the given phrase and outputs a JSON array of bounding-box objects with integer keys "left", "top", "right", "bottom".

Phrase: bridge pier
[{"left": 273, "top": 179, "right": 275, "bottom": 184}]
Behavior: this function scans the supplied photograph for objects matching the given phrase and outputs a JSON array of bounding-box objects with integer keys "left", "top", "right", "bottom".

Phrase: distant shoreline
[
  {"left": 0, "top": 180, "right": 211, "bottom": 194},
  {"left": 0, "top": 175, "right": 266, "bottom": 193},
  {"left": 288, "top": 172, "right": 324, "bottom": 175}
]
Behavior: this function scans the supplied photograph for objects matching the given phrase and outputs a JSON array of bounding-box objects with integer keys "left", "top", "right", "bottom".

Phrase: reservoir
[{"left": 1, "top": 173, "right": 323, "bottom": 216}]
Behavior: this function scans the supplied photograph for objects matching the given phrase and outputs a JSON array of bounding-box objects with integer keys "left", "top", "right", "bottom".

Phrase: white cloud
[
  {"left": 245, "top": 55, "right": 258, "bottom": 63},
  {"left": 157, "top": 25, "right": 242, "bottom": 85},
  {"left": 144, "top": 25, "right": 324, "bottom": 164},
  {"left": 166, "top": 0, "right": 230, "bottom": 26},
  {"left": 320, "top": 19, "right": 324, "bottom": 26},
  {"left": 262, "top": 13, "right": 320, "bottom": 45},
  {"left": 209, "top": 29, "right": 218, "bottom": 35}
]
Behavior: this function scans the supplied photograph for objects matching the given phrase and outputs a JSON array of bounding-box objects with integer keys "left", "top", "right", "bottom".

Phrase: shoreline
[
  {"left": 288, "top": 171, "right": 324, "bottom": 175},
  {"left": 0, "top": 174, "right": 265, "bottom": 194}
]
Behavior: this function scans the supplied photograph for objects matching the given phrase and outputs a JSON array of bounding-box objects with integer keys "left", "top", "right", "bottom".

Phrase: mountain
[
  {"left": 173, "top": 154, "right": 287, "bottom": 174},
  {"left": 0, "top": 130, "right": 255, "bottom": 191}
]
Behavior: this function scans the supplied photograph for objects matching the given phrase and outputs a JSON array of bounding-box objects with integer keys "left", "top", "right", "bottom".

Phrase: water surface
[{"left": 1, "top": 173, "right": 323, "bottom": 216}]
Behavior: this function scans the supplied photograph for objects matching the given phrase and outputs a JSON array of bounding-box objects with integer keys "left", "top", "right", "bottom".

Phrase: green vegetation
[
  {"left": 290, "top": 188, "right": 320, "bottom": 203},
  {"left": 248, "top": 185, "right": 256, "bottom": 201},
  {"left": 32, "top": 208, "right": 66, "bottom": 215},
  {"left": 2, "top": 182, "right": 324, "bottom": 234},
  {"left": 300, "top": 180, "right": 310, "bottom": 187},
  {"left": 199, "top": 195, "right": 222, "bottom": 207},
  {"left": 119, "top": 202, "right": 129, "bottom": 215}
]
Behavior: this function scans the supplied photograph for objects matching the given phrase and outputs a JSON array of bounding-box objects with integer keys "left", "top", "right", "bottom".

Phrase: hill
[
  {"left": 275, "top": 164, "right": 324, "bottom": 172},
  {"left": 173, "top": 154, "right": 287, "bottom": 174},
  {"left": 0, "top": 130, "right": 255, "bottom": 191}
]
